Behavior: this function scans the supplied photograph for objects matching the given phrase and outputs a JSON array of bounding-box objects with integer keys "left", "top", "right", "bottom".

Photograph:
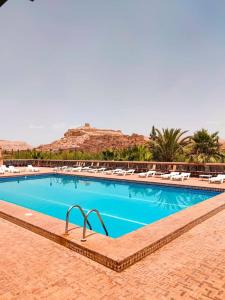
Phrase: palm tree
[
  {"left": 190, "top": 129, "right": 223, "bottom": 162},
  {"left": 150, "top": 125, "right": 157, "bottom": 141},
  {"left": 150, "top": 128, "right": 190, "bottom": 162}
]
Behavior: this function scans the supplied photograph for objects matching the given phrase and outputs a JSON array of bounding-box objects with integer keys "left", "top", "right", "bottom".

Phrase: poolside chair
[
  {"left": 81, "top": 166, "right": 92, "bottom": 171},
  {"left": 8, "top": 166, "right": 20, "bottom": 173},
  {"left": 104, "top": 168, "right": 123, "bottom": 175},
  {"left": 138, "top": 170, "right": 156, "bottom": 178},
  {"left": 61, "top": 166, "right": 68, "bottom": 170},
  {"left": 88, "top": 167, "right": 107, "bottom": 173},
  {"left": 27, "top": 165, "right": 40, "bottom": 172},
  {"left": 1, "top": 165, "right": 10, "bottom": 172},
  {"left": 117, "top": 169, "right": 135, "bottom": 176},
  {"left": 87, "top": 168, "right": 98, "bottom": 173},
  {"left": 0, "top": 168, "right": 5, "bottom": 174},
  {"left": 71, "top": 166, "right": 82, "bottom": 172},
  {"left": 161, "top": 172, "right": 179, "bottom": 179},
  {"left": 209, "top": 174, "right": 225, "bottom": 184},
  {"left": 171, "top": 172, "right": 190, "bottom": 181},
  {"left": 64, "top": 167, "right": 75, "bottom": 172},
  {"left": 52, "top": 167, "right": 61, "bottom": 172},
  {"left": 96, "top": 167, "right": 107, "bottom": 173}
]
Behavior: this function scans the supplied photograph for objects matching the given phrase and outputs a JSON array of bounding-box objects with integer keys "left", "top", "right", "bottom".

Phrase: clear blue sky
[{"left": 1, "top": 0, "right": 225, "bottom": 146}]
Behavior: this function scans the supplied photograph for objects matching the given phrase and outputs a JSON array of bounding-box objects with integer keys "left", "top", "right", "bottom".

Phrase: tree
[
  {"left": 190, "top": 129, "right": 223, "bottom": 162},
  {"left": 150, "top": 128, "right": 190, "bottom": 162},
  {"left": 150, "top": 125, "right": 157, "bottom": 141}
]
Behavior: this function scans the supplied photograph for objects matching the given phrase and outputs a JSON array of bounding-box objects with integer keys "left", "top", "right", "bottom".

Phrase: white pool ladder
[{"left": 64, "top": 205, "right": 108, "bottom": 242}]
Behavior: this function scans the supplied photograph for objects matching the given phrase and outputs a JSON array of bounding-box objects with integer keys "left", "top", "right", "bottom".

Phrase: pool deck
[{"left": 1, "top": 168, "right": 225, "bottom": 299}]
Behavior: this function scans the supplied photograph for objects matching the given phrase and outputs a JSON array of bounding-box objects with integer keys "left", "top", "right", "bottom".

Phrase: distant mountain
[
  {"left": 37, "top": 123, "right": 148, "bottom": 152},
  {"left": 0, "top": 140, "right": 32, "bottom": 151}
]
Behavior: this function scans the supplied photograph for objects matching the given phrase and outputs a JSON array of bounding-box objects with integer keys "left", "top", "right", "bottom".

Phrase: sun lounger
[
  {"left": 88, "top": 167, "right": 107, "bottom": 173},
  {"left": 87, "top": 168, "right": 98, "bottom": 173},
  {"left": 8, "top": 166, "right": 20, "bottom": 173},
  {"left": 82, "top": 166, "right": 92, "bottom": 171},
  {"left": 0, "top": 168, "right": 5, "bottom": 174},
  {"left": 104, "top": 168, "right": 123, "bottom": 175},
  {"left": 161, "top": 172, "right": 179, "bottom": 179},
  {"left": 139, "top": 170, "right": 156, "bottom": 177},
  {"left": 96, "top": 167, "right": 106, "bottom": 173},
  {"left": 209, "top": 174, "right": 225, "bottom": 184},
  {"left": 1, "top": 165, "right": 10, "bottom": 172},
  {"left": 52, "top": 167, "right": 61, "bottom": 172},
  {"left": 27, "top": 165, "right": 40, "bottom": 172},
  {"left": 61, "top": 166, "right": 68, "bottom": 170},
  {"left": 71, "top": 167, "right": 82, "bottom": 172},
  {"left": 117, "top": 169, "right": 135, "bottom": 176},
  {"left": 171, "top": 172, "right": 190, "bottom": 181}
]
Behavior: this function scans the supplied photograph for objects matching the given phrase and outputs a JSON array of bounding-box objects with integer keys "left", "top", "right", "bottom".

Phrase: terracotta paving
[
  {"left": 1, "top": 207, "right": 225, "bottom": 300},
  {"left": 1, "top": 168, "right": 225, "bottom": 299}
]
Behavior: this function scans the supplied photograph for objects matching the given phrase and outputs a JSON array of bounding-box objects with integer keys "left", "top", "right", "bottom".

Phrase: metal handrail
[
  {"left": 65, "top": 205, "right": 92, "bottom": 235},
  {"left": 81, "top": 209, "right": 108, "bottom": 242}
]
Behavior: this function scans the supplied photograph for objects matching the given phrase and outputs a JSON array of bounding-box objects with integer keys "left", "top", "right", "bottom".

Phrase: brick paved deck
[
  {"left": 1, "top": 168, "right": 225, "bottom": 299},
  {"left": 1, "top": 208, "right": 225, "bottom": 300}
]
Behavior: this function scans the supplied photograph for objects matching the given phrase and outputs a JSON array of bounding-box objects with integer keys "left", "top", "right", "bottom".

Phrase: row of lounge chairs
[
  {"left": 0, "top": 165, "right": 40, "bottom": 174},
  {"left": 139, "top": 170, "right": 225, "bottom": 184},
  {"left": 57, "top": 165, "right": 225, "bottom": 184},
  {"left": 53, "top": 166, "right": 136, "bottom": 176},
  {"left": 1, "top": 163, "right": 224, "bottom": 184},
  {"left": 139, "top": 171, "right": 191, "bottom": 181}
]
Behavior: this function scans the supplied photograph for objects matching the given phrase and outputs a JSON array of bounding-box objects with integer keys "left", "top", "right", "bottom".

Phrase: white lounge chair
[
  {"left": 117, "top": 169, "right": 135, "bottom": 176},
  {"left": 87, "top": 168, "right": 98, "bottom": 173},
  {"left": 209, "top": 174, "right": 225, "bottom": 184},
  {"left": 27, "top": 165, "right": 40, "bottom": 172},
  {"left": 8, "top": 166, "right": 20, "bottom": 173},
  {"left": 61, "top": 166, "right": 68, "bottom": 170},
  {"left": 52, "top": 167, "right": 61, "bottom": 172},
  {"left": 1, "top": 165, "right": 10, "bottom": 172},
  {"left": 88, "top": 167, "right": 106, "bottom": 173},
  {"left": 139, "top": 170, "right": 156, "bottom": 178},
  {"left": 71, "top": 166, "right": 82, "bottom": 172},
  {"left": 96, "top": 167, "right": 107, "bottom": 173},
  {"left": 161, "top": 172, "right": 179, "bottom": 179},
  {"left": 171, "top": 172, "right": 190, "bottom": 181},
  {"left": 104, "top": 168, "right": 123, "bottom": 175},
  {"left": 82, "top": 166, "right": 92, "bottom": 171},
  {"left": 0, "top": 168, "right": 5, "bottom": 174}
]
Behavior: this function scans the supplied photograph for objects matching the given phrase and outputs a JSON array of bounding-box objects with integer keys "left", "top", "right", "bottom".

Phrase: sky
[{"left": 1, "top": 0, "right": 225, "bottom": 146}]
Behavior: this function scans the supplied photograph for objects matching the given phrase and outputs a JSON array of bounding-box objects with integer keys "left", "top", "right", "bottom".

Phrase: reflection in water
[
  {"left": 127, "top": 185, "right": 209, "bottom": 211},
  {"left": 11, "top": 174, "right": 213, "bottom": 213},
  {"left": 48, "top": 175, "right": 118, "bottom": 191}
]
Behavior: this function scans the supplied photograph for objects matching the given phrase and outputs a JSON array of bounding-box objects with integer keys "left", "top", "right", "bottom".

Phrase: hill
[
  {"left": 37, "top": 123, "right": 148, "bottom": 152},
  {"left": 0, "top": 140, "right": 32, "bottom": 151}
]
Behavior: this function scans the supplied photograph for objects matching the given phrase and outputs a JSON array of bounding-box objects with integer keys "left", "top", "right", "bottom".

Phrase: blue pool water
[{"left": 0, "top": 174, "right": 219, "bottom": 238}]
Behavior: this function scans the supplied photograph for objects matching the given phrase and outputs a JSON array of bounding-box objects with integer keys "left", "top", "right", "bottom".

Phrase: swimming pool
[{"left": 0, "top": 174, "right": 220, "bottom": 238}]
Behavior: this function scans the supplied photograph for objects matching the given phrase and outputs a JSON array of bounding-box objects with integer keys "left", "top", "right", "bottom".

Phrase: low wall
[{"left": 3, "top": 159, "right": 225, "bottom": 176}]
